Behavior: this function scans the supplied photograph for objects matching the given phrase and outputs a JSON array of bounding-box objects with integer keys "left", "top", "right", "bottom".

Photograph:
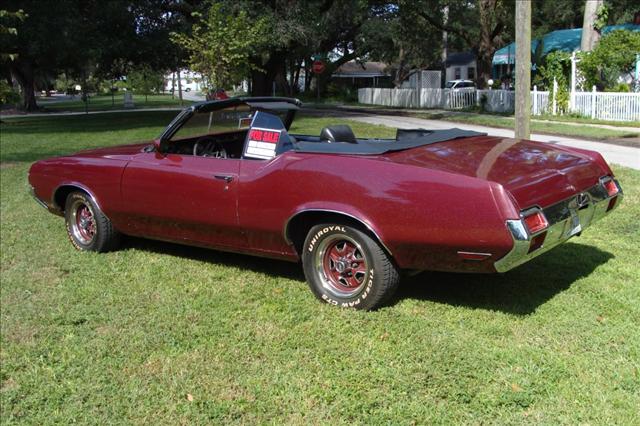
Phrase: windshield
[
  {"left": 170, "top": 105, "right": 253, "bottom": 141},
  {"left": 445, "top": 81, "right": 456, "bottom": 89}
]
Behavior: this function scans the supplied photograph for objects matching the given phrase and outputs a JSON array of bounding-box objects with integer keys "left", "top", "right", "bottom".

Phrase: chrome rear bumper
[{"left": 494, "top": 178, "right": 622, "bottom": 273}]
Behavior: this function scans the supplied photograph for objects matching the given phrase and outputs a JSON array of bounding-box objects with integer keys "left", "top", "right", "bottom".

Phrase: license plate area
[{"left": 565, "top": 209, "right": 582, "bottom": 237}]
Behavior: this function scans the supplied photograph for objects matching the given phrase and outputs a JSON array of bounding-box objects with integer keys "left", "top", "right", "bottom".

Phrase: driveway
[{"left": 345, "top": 113, "right": 640, "bottom": 170}]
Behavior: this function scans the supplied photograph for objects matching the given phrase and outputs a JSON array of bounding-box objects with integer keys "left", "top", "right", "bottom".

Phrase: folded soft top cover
[{"left": 291, "top": 128, "right": 487, "bottom": 155}]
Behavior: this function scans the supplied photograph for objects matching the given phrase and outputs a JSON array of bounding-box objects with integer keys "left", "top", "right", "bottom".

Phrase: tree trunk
[
  {"left": 304, "top": 58, "right": 313, "bottom": 92},
  {"left": 177, "top": 69, "right": 183, "bottom": 105},
  {"left": 10, "top": 62, "right": 38, "bottom": 111},
  {"left": 250, "top": 68, "right": 270, "bottom": 96},
  {"left": 250, "top": 51, "right": 286, "bottom": 96},
  {"left": 477, "top": 0, "right": 501, "bottom": 89},
  {"left": 292, "top": 61, "right": 302, "bottom": 94},
  {"left": 581, "top": 0, "right": 603, "bottom": 52}
]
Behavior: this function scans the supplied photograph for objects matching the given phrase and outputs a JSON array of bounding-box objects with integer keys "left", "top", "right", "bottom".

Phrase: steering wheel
[{"left": 193, "top": 137, "right": 228, "bottom": 159}]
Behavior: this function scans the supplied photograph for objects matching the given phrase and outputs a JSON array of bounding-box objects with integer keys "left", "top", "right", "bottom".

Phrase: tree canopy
[{"left": 1, "top": 0, "right": 638, "bottom": 110}]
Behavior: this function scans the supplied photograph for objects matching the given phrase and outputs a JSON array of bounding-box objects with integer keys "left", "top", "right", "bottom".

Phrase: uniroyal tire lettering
[
  {"left": 307, "top": 225, "right": 346, "bottom": 252},
  {"left": 321, "top": 294, "right": 338, "bottom": 305}
]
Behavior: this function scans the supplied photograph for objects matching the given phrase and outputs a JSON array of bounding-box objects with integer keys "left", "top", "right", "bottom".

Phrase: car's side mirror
[{"left": 153, "top": 138, "right": 168, "bottom": 154}]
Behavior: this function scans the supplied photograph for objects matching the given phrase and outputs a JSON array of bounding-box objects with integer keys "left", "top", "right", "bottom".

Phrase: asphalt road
[{"left": 345, "top": 113, "right": 640, "bottom": 170}]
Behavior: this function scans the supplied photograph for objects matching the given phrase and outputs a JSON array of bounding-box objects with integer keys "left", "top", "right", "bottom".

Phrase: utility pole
[{"left": 514, "top": 0, "right": 531, "bottom": 139}]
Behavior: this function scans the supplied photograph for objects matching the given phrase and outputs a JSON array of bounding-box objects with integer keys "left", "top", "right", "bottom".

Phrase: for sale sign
[
  {"left": 245, "top": 127, "right": 282, "bottom": 160},
  {"left": 242, "top": 111, "right": 291, "bottom": 160}
]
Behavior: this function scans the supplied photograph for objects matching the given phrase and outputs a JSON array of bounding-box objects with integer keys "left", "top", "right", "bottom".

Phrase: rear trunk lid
[{"left": 383, "top": 135, "right": 607, "bottom": 209}]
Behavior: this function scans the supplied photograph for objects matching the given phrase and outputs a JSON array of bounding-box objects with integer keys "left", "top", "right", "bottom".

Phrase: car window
[
  {"left": 170, "top": 105, "right": 253, "bottom": 141},
  {"left": 445, "top": 81, "right": 455, "bottom": 89}
]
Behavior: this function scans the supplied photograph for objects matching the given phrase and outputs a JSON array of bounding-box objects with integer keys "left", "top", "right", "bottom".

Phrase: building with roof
[
  {"left": 492, "top": 24, "right": 640, "bottom": 79},
  {"left": 445, "top": 51, "right": 477, "bottom": 83},
  {"left": 331, "top": 61, "right": 391, "bottom": 88}
]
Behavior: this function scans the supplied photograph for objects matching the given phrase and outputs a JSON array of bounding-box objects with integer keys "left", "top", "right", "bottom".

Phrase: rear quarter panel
[
  {"left": 29, "top": 156, "right": 129, "bottom": 226},
  {"left": 239, "top": 152, "right": 517, "bottom": 272}
]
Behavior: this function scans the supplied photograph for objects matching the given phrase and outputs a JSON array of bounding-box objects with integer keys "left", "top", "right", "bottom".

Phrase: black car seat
[{"left": 320, "top": 125, "right": 357, "bottom": 143}]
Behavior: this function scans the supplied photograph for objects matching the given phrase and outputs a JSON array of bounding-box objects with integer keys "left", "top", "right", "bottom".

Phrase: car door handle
[{"left": 214, "top": 174, "right": 234, "bottom": 183}]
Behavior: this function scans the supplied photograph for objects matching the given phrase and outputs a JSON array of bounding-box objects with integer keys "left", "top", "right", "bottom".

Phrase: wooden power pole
[{"left": 514, "top": 0, "right": 532, "bottom": 140}]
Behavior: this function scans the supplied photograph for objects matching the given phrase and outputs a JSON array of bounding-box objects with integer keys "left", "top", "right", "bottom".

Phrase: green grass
[
  {"left": 1, "top": 111, "right": 639, "bottom": 424},
  {"left": 37, "top": 94, "right": 193, "bottom": 112},
  {"left": 533, "top": 113, "right": 640, "bottom": 128}
]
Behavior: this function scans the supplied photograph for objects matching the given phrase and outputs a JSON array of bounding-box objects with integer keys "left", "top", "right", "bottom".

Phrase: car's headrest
[{"left": 320, "top": 125, "right": 357, "bottom": 143}]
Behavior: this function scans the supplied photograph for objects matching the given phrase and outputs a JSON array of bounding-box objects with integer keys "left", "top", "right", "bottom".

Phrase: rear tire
[
  {"left": 302, "top": 224, "right": 399, "bottom": 310},
  {"left": 64, "top": 191, "right": 120, "bottom": 252}
]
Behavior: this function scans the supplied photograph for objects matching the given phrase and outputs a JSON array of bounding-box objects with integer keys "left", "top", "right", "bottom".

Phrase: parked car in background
[
  {"left": 445, "top": 79, "right": 476, "bottom": 89},
  {"left": 29, "top": 97, "right": 623, "bottom": 310},
  {"left": 206, "top": 88, "right": 229, "bottom": 100}
]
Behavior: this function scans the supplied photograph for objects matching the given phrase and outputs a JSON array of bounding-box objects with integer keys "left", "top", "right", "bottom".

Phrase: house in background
[
  {"left": 445, "top": 51, "right": 477, "bottom": 83},
  {"left": 331, "top": 61, "right": 391, "bottom": 88},
  {"left": 164, "top": 70, "right": 204, "bottom": 93}
]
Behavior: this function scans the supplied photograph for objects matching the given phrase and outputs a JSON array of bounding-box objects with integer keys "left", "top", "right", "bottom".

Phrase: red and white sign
[
  {"left": 245, "top": 127, "right": 282, "bottom": 159},
  {"left": 312, "top": 60, "right": 326, "bottom": 74}
]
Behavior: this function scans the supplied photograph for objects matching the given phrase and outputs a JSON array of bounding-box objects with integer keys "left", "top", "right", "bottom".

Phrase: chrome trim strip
[
  {"left": 495, "top": 178, "right": 623, "bottom": 273},
  {"left": 506, "top": 219, "right": 529, "bottom": 241},
  {"left": 456, "top": 251, "right": 492, "bottom": 260},
  {"left": 52, "top": 183, "right": 106, "bottom": 214},
  {"left": 30, "top": 186, "right": 49, "bottom": 209},
  {"left": 283, "top": 209, "right": 393, "bottom": 256}
]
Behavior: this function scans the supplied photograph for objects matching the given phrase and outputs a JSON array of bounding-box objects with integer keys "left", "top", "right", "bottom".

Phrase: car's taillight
[
  {"left": 603, "top": 179, "right": 618, "bottom": 197},
  {"left": 523, "top": 210, "right": 548, "bottom": 234}
]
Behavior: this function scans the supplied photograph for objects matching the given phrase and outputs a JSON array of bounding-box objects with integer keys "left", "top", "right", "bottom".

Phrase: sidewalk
[
  {"left": 346, "top": 112, "right": 640, "bottom": 170},
  {"left": 322, "top": 104, "right": 640, "bottom": 133}
]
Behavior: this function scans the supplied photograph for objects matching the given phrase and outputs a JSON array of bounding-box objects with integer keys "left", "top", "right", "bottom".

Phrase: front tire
[
  {"left": 65, "top": 191, "right": 120, "bottom": 252},
  {"left": 302, "top": 224, "right": 399, "bottom": 310}
]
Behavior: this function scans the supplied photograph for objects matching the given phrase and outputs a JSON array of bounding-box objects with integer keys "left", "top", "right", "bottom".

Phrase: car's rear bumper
[{"left": 494, "top": 178, "right": 622, "bottom": 273}]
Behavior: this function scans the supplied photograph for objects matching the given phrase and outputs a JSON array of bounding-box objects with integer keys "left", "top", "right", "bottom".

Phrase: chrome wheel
[
  {"left": 314, "top": 234, "right": 369, "bottom": 297},
  {"left": 70, "top": 200, "right": 96, "bottom": 244}
]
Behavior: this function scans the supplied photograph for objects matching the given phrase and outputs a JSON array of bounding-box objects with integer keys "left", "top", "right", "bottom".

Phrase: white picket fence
[
  {"left": 357, "top": 88, "right": 477, "bottom": 110},
  {"left": 357, "top": 87, "right": 640, "bottom": 122},
  {"left": 573, "top": 91, "right": 640, "bottom": 121}
]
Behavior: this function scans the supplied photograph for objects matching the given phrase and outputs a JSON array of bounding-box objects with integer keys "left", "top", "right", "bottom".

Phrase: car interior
[{"left": 158, "top": 100, "right": 480, "bottom": 160}]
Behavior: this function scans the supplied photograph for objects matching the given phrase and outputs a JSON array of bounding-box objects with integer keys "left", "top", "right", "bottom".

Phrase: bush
[
  {"left": 606, "top": 82, "right": 630, "bottom": 92},
  {"left": 0, "top": 80, "right": 21, "bottom": 107},
  {"left": 580, "top": 30, "right": 640, "bottom": 90}
]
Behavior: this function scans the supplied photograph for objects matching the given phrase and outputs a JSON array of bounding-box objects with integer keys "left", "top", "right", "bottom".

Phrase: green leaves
[
  {"left": 171, "top": 4, "right": 268, "bottom": 90},
  {"left": 580, "top": 30, "right": 640, "bottom": 90}
]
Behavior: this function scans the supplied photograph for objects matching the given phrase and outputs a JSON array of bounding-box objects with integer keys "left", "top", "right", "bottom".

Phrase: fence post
[
  {"left": 552, "top": 78, "right": 558, "bottom": 115},
  {"left": 570, "top": 51, "right": 576, "bottom": 111},
  {"left": 533, "top": 85, "right": 538, "bottom": 115},
  {"left": 591, "top": 86, "right": 596, "bottom": 119}
]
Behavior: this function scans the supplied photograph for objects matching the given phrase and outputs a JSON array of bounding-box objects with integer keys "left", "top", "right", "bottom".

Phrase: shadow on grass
[
  {"left": 1, "top": 110, "right": 178, "bottom": 135},
  {"left": 122, "top": 237, "right": 612, "bottom": 315},
  {"left": 396, "top": 242, "right": 613, "bottom": 315},
  {"left": 121, "top": 237, "right": 306, "bottom": 282}
]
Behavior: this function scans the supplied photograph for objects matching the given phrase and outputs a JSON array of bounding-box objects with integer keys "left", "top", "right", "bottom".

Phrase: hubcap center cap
[{"left": 335, "top": 260, "right": 347, "bottom": 273}]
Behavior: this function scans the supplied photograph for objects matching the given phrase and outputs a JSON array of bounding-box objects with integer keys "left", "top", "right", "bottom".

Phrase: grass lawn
[
  {"left": 36, "top": 94, "right": 193, "bottom": 112},
  {"left": 1, "top": 111, "right": 639, "bottom": 424},
  {"left": 531, "top": 113, "right": 640, "bottom": 129}
]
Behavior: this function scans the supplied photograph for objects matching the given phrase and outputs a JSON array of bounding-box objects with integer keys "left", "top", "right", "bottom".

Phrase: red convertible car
[{"left": 29, "top": 97, "right": 623, "bottom": 310}]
